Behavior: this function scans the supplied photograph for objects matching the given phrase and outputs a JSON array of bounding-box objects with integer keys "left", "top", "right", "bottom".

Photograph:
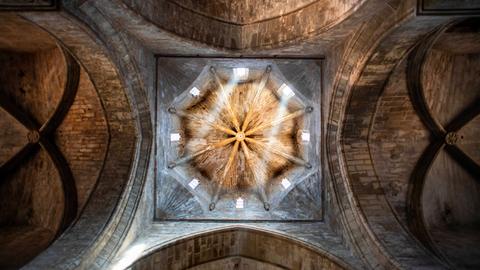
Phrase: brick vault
[{"left": 0, "top": 1, "right": 479, "bottom": 270}]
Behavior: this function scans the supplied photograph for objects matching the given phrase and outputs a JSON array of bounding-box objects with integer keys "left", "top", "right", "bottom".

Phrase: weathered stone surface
[
  {"left": 423, "top": 50, "right": 480, "bottom": 127},
  {"left": 0, "top": 21, "right": 112, "bottom": 268},
  {"left": 16, "top": 9, "right": 150, "bottom": 270},
  {"left": 0, "top": 14, "right": 57, "bottom": 52},
  {"left": 0, "top": 226, "right": 54, "bottom": 270},
  {"left": 0, "top": 47, "right": 68, "bottom": 243},
  {"left": 369, "top": 59, "right": 430, "bottom": 223},
  {"left": 155, "top": 57, "right": 323, "bottom": 221},
  {"left": 414, "top": 28, "right": 480, "bottom": 268},
  {"left": 120, "top": 0, "right": 365, "bottom": 50},
  {"left": 1, "top": 1, "right": 480, "bottom": 270},
  {"left": 0, "top": 48, "right": 65, "bottom": 125},
  {"left": 0, "top": 149, "right": 62, "bottom": 269},
  {"left": 327, "top": 2, "right": 454, "bottom": 269},
  {"left": 169, "top": 0, "right": 318, "bottom": 24},
  {"left": 56, "top": 69, "right": 109, "bottom": 211},
  {"left": 130, "top": 227, "right": 352, "bottom": 270}
]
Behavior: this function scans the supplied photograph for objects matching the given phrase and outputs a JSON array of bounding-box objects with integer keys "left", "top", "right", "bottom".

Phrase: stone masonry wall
[
  {"left": 132, "top": 229, "right": 347, "bottom": 270},
  {"left": 369, "top": 59, "right": 430, "bottom": 224},
  {"left": 121, "top": 0, "right": 364, "bottom": 50},
  {"left": 56, "top": 68, "right": 109, "bottom": 211}
]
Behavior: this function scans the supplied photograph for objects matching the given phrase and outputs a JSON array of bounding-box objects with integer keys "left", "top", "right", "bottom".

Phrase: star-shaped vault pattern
[{"left": 168, "top": 65, "right": 313, "bottom": 210}]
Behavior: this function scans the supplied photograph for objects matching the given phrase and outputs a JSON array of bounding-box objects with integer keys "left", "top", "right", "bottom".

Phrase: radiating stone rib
[
  {"left": 211, "top": 69, "right": 241, "bottom": 131},
  {"left": 258, "top": 188, "right": 270, "bottom": 210},
  {"left": 242, "top": 142, "right": 272, "bottom": 186},
  {"left": 173, "top": 137, "right": 236, "bottom": 166},
  {"left": 241, "top": 140, "right": 268, "bottom": 185},
  {"left": 175, "top": 109, "right": 237, "bottom": 136},
  {"left": 241, "top": 69, "right": 271, "bottom": 132},
  {"left": 241, "top": 140, "right": 270, "bottom": 209},
  {"left": 222, "top": 140, "right": 240, "bottom": 179},
  {"left": 210, "top": 140, "right": 241, "bottom": 204},
  {"left": 241, "top": 140, "right": 259, "bottom": 182},
  {"left": 245, "top": 137, "right": 308, "bottom": 167},
  {"left": 240, "top": 140, "right": 252, "bottom": 160},
  {"left": 245, "top": 109, "right": 305, "bottom": 136}
]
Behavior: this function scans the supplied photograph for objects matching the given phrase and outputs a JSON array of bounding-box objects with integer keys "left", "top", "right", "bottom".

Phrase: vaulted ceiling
[
  {"left": 0, "top": 14, "right": 110, "bottom": 269},
  {"left": 0, "top": 1, "right": 479, "bottom": 270},
  {"left": 121, "top": 0, "right": 364, "bottom": 50}
]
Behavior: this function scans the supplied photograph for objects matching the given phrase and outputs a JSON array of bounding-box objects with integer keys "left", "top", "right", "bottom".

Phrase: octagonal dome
[
  {"left": 172, "top": 65, "right": 311, "bottom": 192},
  {"left": 156, "top": 58, "right": 322, "bottom": 220}
]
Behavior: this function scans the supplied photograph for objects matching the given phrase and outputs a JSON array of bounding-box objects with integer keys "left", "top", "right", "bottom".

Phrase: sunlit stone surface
[
  {"left": 156, "top": 58, "right": 323, "bottom": 220},
  {"left": 178, "top": 68, "right": 307, "bottom": 191}
]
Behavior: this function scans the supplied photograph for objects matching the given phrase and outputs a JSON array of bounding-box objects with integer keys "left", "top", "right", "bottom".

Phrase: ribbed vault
[
  {"left": 1, "top": 1, "right": 480, "bottom": 270},
  {"left": 333, "top": 16, "right": 480, "bottom": 270},
  {"left": 406, "top": 19, "right": 480, "bottom": 268},
  {"left": 0, "top": 14, "right": 110, "bottom": 269}
]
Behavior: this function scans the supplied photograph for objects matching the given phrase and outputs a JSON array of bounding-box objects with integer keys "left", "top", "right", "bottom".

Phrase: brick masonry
[
  {"left": 168, "top": 0, "right": 318, "bottom": 24},
  {"left": 0, "top": 39, "right": 111, "bottom": 268},
  {"left": 120, "top": 0, "right": 364, "bottom": 50},
  {"left": 20, "top": 8, "right": 152, "bottom": 270},
  {"left": 369, "top": 59, "right": 430, "bottom": 224},
  {"left": 1, "top": 1, "right": 479, "bottom": 270},
  {"left": 131, "top": 228, "right": 347, "bottom": 270},
  {"left": 415, "top": 40, "right": 480, "bottom": 268},
  {"left": 56, "top": 68, "right": 109, "bottom": 212},
  {"left": 185, "top": 256, "right": 284, "bottom": 270},
  {"left": 325, "top": 1, "right": 454, "bottom": 269}
]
